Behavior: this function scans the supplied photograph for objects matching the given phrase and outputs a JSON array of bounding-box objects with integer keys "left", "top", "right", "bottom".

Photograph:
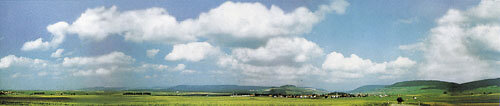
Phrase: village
[{"left": 230, "top": 92, "right": 370, "bottom": 99}]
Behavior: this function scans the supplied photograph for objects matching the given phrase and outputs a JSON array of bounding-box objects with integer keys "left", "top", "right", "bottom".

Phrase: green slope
[
  {"left": 389, "top": 80, "right": 459, "bottom": 90},
  {"left": 263, "top": 85, "right": 329, "bottom": 95},
  {"left": 454, "top": 78, "right": 500, "bottom": 91},
  {"left": 349, "top": 85, "right": 386, "bottom": 93},
  {"left": 351, "top": 78, "right": 500, "bottom": 95},
  {"left": 166, "top": 85, "right": 270, "bottom": 93},
  {"left": 357, "top": 80, "right": 453, "bottom": 95}
]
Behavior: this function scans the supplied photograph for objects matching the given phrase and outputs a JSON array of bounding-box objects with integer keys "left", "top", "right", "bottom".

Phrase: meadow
[{"left": 1, "top": 91, "right": 499, "bottom": 105}]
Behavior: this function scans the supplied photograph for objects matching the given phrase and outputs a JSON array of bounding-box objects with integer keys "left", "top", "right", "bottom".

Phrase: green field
[{"left": 1, "top": 91, "right": 499, "bottom": 105}]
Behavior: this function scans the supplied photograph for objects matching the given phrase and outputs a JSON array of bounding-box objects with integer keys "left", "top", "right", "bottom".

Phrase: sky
[{"left": 1, "top": 0, "right": 499, "bottom": 91}]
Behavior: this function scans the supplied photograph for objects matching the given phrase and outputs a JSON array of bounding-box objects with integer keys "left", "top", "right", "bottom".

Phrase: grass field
[{"left": 1, "top": 91, "right": 500, "bottom": 105}]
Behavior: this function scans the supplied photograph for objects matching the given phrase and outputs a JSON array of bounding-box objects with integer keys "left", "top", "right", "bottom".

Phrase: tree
[
  {"left": 269, "top": 89, "right": 286, "bottom": 95},
  {"left": 397, "top": 97, "right": 404, "bottom": 104}
]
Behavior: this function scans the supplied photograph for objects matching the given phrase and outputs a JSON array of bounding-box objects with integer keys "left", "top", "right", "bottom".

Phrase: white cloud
[
  {"left": 146, "top": 49, "right": 160, "bottom": 58},
  {"left": 51, "top": 49, "right": 65, "bottom": 58},
  {"left": 61, "top": 51, "right": 137, "bottom": 77},
  {"left": 231, "top": 37, "right": 323, "bottom": 66},
  {"left": 62, "top": 51, "right": 134, "bottom": 67},
  {"left": 468, "top": 25, "right": 500, "bottom": 51},
  {"left": 400, "top": 0, "right": 500, "bottom": 83},
  {"left": 180, "top": 69, "right": 196, "bottom": 74},
  {"left": 12, "top": 0, "right": 353, "bottom": 88},
  {"left": 21, "top": 22, "right": 69, "bottom": 51},
  {"left": 317, "top": 0, "right": 350, "bottom": 15},
  {"left": 162, "top": 64, "right": 196, "bottom": 74},
  {"left": 174, "top": 64, "right": 186, "bottom": 70},
  {"left": 140, "top": 63, "right": 168, "bottom": 71},
  {"left": 218, "top": 55, "right": 321, "bottom": 86},
  {"left": 73, "top": 68, "right": 113, "bottom": 76},
  {"left": 399, "top": 42, "right": 424, "bottom": 51},
  {"left": 0, "top": 55, "right": 48, "bottom": 69},
  {"left": 322, "top": 52, "right": 372, "bottom": 71},
  {"left": 165, "top": 42, "right": 220, "bottom": 62},
  {"left": 21, "top": 0, "right": 349, "bottom": 50},
  {"left": 21, "top": 38, "right": 50, "bottom": 51},
  {"left": 221, "top": 59, "right": 321, "bottom": 86},
  {"left": 216, "top": 37, "right": 324, "bottom": 86},
  {"left": 322, "top": 52, "right": 416, "bottom": 81}
]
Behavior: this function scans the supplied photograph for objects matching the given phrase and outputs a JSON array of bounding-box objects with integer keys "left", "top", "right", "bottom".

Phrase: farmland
[
  {"left": 3, "top": 79, "right": 500, "bottom": 105},
  {"left": 1, "top": 91, "right": 499, "bottom": 105}
]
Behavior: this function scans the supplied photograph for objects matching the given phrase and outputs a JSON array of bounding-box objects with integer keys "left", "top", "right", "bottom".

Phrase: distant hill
[
  {"left": 263, "top": 85, "right": 329, "bottom": 95},
  {"left": 77, "top": 85, "right": 328, "bottom": 95},
  {"left": 166, "top": 85, "right": 270, "bottom": 93},
  {"left": 454, "top": 78, "right": 500, "bottom": 91},
  {"left": 79, "top": 87, "right": 129, "bottom": 91},
  {"left": 349, "top": 85, "right": 386, "bottom": 93},
  {"left": 351, "top": 78, "right": 500, "bottom": 95},
  {"left": 165, "top": 85, "right": 328, "bottom": 95},
  {"left": 389, "top": 80, "right": 459, "bottom": 90}
]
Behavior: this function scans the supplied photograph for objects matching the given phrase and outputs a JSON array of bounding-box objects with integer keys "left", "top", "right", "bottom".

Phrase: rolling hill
[
  {"left": 351, "top": 78, "right": 500, "bottom": 95},
  {"left": 166, "top": 85, "right": 270, "bottom": 93},
  {"left": 349, "top": 85, "right": 386, "bottom": 93},
  {"left": 79, "top": 87, "right": 129, "bottom": 91},
  {"left": 453, "top": 78, "right": 500, "bottom": 91},
  {"left": 264, "top": 85, "right": 329, "bottom": 95},
  {"left": 77, "top": 85, "right": 328, "bottom": 95},
  {"left": 166, "top": 85, "right": 329, "bottom": 95}
]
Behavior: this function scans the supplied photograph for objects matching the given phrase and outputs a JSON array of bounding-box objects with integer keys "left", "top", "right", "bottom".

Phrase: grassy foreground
[{"left": 1, "top": 93, "right": 500, "bottom": 106}]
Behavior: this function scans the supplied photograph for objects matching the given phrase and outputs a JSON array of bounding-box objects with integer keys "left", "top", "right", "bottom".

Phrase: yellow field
[{"left": 1, "top": 93, "right": 499, "bottom": 106}]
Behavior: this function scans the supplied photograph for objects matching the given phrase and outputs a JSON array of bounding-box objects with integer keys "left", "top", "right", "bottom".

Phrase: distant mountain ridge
[
  {"left": 78, "top": 85, "right": 328, "bottom": 95},
  {"left": 79, "top": 87, "right": 129, "bottom": 91},
  {"left": 166, "top": 85, "right": 270, "bottom": 92},
  {"left": 350, "top": 78, "right": 500, "bottom": 94},
  {"left": 349, "top": 85, "right": 386, "bottom": 93}
]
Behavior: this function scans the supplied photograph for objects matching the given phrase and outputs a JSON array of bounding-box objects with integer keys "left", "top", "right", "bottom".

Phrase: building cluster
[
  {"left": 231, "top": 93, "right": 369, "bottom": 99},
  {"left": 123, "top": 92, "right": 152, "bottom": 95},
  {"left": 0, "top": 91, "right": 14, "bottom": 95}
]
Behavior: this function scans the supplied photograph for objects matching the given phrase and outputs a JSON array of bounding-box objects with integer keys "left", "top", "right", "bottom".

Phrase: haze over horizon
[{"left": 1, "top": 0, "right": 500, "bottom": 91}]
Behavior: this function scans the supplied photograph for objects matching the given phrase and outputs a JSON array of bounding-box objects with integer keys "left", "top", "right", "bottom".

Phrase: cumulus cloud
[
  {"left": 51, "top": 49, "right": 65, "bottom": 58},
  {"left": 140, "top": 63, "right": 168, "bottom": 71},
  {"left": 317, "top": 0, "right": 350, "bottom": 15},
  {"left": 62, "top": 51, "right": 134, "bottom": 67},
  {"left": 174, "top": 64, "right": 186, "bottom": 70},
  {"left": 21, "top": 0, "right": 349, "bottom": 50},
  {"left": 72, "top": 68, "right": 113, "bottom": 76},
  {"left": 166, "top": 64, "right": 196, "bottom": 74},
  {"left": 231, "top": 37, "right": 323, "bottom": 66},
  {"left": 400, "top": 0, "right": 500, "bottom": 83},
  {"left": 0, "top": 52, "right": 138, "bottom": 78},
  {"left": 12, "top": 0, "right": 353, "bottom": 88},
  {"left": 0, "top": 55, "right": 49, "bottom": 69},
  {"left": 218, "top": 55, "right": 321, "bottom": 86},
  {"left": 180, "top": 69, "right": 196, "bottom": 74},
  {"left": 60, "top": 51, "right": 136, "bottom": 77},
  {"left": 165, "top": 42, "right": 220, "bottom": 62},
  {"left": 146, "top": 49, "right": 160, "bottom": 58},
  {"left": 21, "top": 22, "right": 69, "bottom": 51},
  {"left": 217, "top": 37, "right": 324, "bottom": 86},
  {"left": 322, "top": 52, "right": 416, "bottom": 82}
]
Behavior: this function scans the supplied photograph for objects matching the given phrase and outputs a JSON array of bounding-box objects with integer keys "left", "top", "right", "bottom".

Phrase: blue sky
[{"left": 2, "top": 0, "right": 499, "bottom": 91}]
